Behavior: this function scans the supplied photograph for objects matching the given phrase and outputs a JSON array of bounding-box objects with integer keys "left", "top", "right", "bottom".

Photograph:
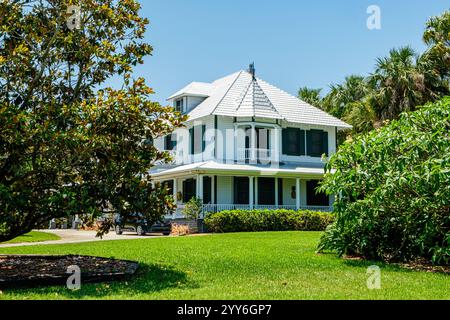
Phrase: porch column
[
  {"left": 254, "top": 176, "right": 258, "bottom": 206},
  {"left": 296, "top": 178, "right": 301, "bottom": 210},
  {"left": 250, "top": 123, "right": 257, "bottom": 163},
  {"left": 249, "top": 177, "right": 254, "bottom": 209},
  {"left": 196, "top": 174, "right": 203, "bottom": 199},
  {"left": 173, "top": 178, "right": 177, "bottom": 204},
  {"left": 273, "top": 127, "right": 281, "bottom": 163},
  {"left": 234, "top": 125, "right": 238, "bottom": 162},
  {"left": 275, "top": 178, "right": 279, "bottom": 206}
]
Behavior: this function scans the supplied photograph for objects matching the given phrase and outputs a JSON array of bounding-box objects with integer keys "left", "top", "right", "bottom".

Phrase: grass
[
  {"left": 0, "top": 232, "right": 448, "bottom": 300},
  {"left": 1, "top": 231, "right": 60, "bottom": 244}
]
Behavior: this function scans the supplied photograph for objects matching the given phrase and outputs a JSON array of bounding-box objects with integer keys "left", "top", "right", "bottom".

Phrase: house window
[
  {"left": 306, "top": 180, "right": 329, "bottom": 206},
  {"left": 182, "top": 179, "right": 196, "bottom": 203},
  {"left": 282, "top": 128, "right": 305, "bottom": 156},
  {"left": 164, "top": 133, "right": 176, "bottom": 151},
  {"left": 306, "top": 130, "right": 328, "bottom": 157},
  {"left": 175, "top": 99, "right": 184, "bottom": 113},
  {"left": 189, "top": 125, "right": 206, "bottom": 155}
]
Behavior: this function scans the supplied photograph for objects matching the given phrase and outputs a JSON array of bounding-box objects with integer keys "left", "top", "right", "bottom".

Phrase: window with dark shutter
[
  {"left": 190, "top": 125, "right": 206, "bottom": 154},
  {"left": 307, "top": 130, "right": 328, "bottom": 157},
  {"left": 189, "top": 127, "right": 194, "bottom": 155},
  {"left": 282, "top": 128, "right": 305, "bottom": 156}
]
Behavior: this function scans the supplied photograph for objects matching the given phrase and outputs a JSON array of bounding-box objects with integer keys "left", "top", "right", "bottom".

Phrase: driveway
[{"left": 0, "top": 229, "right": 165, "bottom": 248}]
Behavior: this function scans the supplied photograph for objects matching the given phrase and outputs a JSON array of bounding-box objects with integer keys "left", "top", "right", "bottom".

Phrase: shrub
[
  {"left": 318, "top": 98, "right": 450, "bottom": 265},
  {"left": 182, "top": 197, "right": 203, "bottom": 220},
  {"left": 204, "top": 209, "right": 334, "bottom": 233}
]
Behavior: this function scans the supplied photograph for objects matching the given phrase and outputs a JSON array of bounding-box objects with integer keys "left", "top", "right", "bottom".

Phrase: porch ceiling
[{"left": 150, "top": 161, "right": 329, "bottom": 180}]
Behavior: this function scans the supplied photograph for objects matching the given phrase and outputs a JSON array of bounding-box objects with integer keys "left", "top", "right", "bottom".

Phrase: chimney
[{"left": 248, "top": 63, "right": 256, "bottom": 80}]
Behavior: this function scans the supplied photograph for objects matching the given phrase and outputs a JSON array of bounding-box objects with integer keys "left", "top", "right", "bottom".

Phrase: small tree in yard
[
  {"left": 183, "top": 197, "right": 203, "bottom": 220},
  {"left": 0, "top": 0, "right": 186, "bottom": 241}
]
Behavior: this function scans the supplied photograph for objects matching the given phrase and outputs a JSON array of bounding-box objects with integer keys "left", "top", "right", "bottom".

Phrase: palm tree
[
  {"left": 323, "top": 75, "right": 370, "bottom": 119},
  {"left": 298, "top": 87, "right": 323, "bottom": 109},
  {"left": 369, "top": 47, "right": 428, "bottom": 120},
  {"left": 422, "top": 11, "right": 450, "bottom": 93}
]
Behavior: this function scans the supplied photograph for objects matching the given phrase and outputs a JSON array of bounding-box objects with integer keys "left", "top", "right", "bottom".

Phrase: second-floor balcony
[{"left": 236, "top": 148, "right": 275, "bottom": 163}]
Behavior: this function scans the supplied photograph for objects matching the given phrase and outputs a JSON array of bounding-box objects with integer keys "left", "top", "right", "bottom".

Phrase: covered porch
[{"left": 151, "top": 161, "right": 333, "bottom": 219}]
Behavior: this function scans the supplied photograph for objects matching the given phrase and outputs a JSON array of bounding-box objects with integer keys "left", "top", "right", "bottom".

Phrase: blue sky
[{"left": 130, "top": 0, "right": 448, "bottom": 104}]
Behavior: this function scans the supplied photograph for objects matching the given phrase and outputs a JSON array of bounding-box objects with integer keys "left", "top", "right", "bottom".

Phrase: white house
[{"left": 151, "top": 65, "right": 351, "bottom": 218}]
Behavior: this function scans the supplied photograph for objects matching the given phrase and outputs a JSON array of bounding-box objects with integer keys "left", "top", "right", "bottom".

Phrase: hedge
[{"left": 204, "top": 209, "right": 334, "bottom": 233}]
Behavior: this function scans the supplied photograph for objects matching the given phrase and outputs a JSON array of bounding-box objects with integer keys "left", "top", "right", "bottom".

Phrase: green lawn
[
  {"left": 0, "top": 232, "right": 448, "bottom": 300},
  {"left": 1, "top": 231, "right": 60, "bottom": 244}
]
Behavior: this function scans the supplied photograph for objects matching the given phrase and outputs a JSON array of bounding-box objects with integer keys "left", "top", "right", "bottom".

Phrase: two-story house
[{"left": 151, "top": 65, "right": 351, "bottom": 218}]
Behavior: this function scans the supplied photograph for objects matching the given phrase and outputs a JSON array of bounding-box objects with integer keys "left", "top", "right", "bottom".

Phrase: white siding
[
  {"left": 186, "top": 96, "right": 207, "bottom": 113},
  {"left": 217, "top": 176, "right": 233, "bottom": 204},
  {"left": 216, "top": 116, "right": 235, "bottom": 163},
  {"left": 282, "top": 178, "right": 296, "bottom": 206}
]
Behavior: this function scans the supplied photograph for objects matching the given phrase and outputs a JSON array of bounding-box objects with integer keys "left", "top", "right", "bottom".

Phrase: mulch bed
[{"left": 0, "top": 255, "right": 139, "bottom": 289}]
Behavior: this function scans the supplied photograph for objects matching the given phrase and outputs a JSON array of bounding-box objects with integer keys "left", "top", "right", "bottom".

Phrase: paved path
[{"left": 0, "top": 229, "right": 166, "bottom": 248}]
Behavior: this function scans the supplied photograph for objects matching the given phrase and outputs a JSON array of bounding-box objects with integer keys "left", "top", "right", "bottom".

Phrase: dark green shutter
[
  {"left": 299, "top": 130, "right": 305, "bottom": 156},
  {"left": 306, "top": 130, "right": 312, "bottom": 156},
  {"left": 189, "top": 127, "right": 194, "bottom": 155},
  {"left": 202, "top": 125, "right": 206, "bottom": 152},
  {"left": 203, "top": 176, "right": 211, "bottom": 204},
  {"left": 322, "top": 131, "right": 328, "bottom": 156},
  {"left": 282, "top": 129, "right": 288, "bottom": 154}
]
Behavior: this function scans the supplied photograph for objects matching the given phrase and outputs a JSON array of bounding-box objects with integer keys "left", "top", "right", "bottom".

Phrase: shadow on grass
[{"left": 6, "top": 263, "right": 198, "bottom": 299}]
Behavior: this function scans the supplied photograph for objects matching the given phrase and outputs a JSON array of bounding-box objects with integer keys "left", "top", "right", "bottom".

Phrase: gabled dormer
[{"left": 167, "top": 82, "right": 213, "bottom": 114}]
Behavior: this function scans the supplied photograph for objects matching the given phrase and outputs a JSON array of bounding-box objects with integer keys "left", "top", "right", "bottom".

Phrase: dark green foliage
[
  {"left": 318, "top": 98, "right": 450, "bottom": 265},
  {"left": 0, "top": 1, "right": 186, "bottom": 241},
  {"left": 204, "top": 209, "right": 334, "bottom": 233}
]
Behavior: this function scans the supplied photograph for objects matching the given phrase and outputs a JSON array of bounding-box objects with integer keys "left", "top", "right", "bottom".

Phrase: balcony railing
[{"left": 237, "top": 148, "right": 274, "bottom": 163}]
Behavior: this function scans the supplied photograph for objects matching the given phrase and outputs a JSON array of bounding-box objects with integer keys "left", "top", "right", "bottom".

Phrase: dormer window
[{"left": 175, "top": 98, "right": 184, "bottom": 113}]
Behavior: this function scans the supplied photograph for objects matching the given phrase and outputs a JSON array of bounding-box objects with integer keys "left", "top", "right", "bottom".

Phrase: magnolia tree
[{"left": 0, "top": 0, "right": 186, "bottom": 241}]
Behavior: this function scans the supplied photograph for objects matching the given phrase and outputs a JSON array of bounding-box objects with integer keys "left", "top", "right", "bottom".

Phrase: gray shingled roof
[{"left": 174, "top": 70, "right": 352, "bottom": 129}]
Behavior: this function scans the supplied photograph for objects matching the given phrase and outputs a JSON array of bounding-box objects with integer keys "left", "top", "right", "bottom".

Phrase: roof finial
[{"left": 248, "top": 62, "right": 256, "bottom": 80}]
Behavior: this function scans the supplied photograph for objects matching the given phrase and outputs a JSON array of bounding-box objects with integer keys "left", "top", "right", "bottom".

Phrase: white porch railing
[
  {"left": 165, "top": 204, "right": 332, "bottom": 220},
  {"left": 237, "top": 148, "right": 274, "bottom": 162}
]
